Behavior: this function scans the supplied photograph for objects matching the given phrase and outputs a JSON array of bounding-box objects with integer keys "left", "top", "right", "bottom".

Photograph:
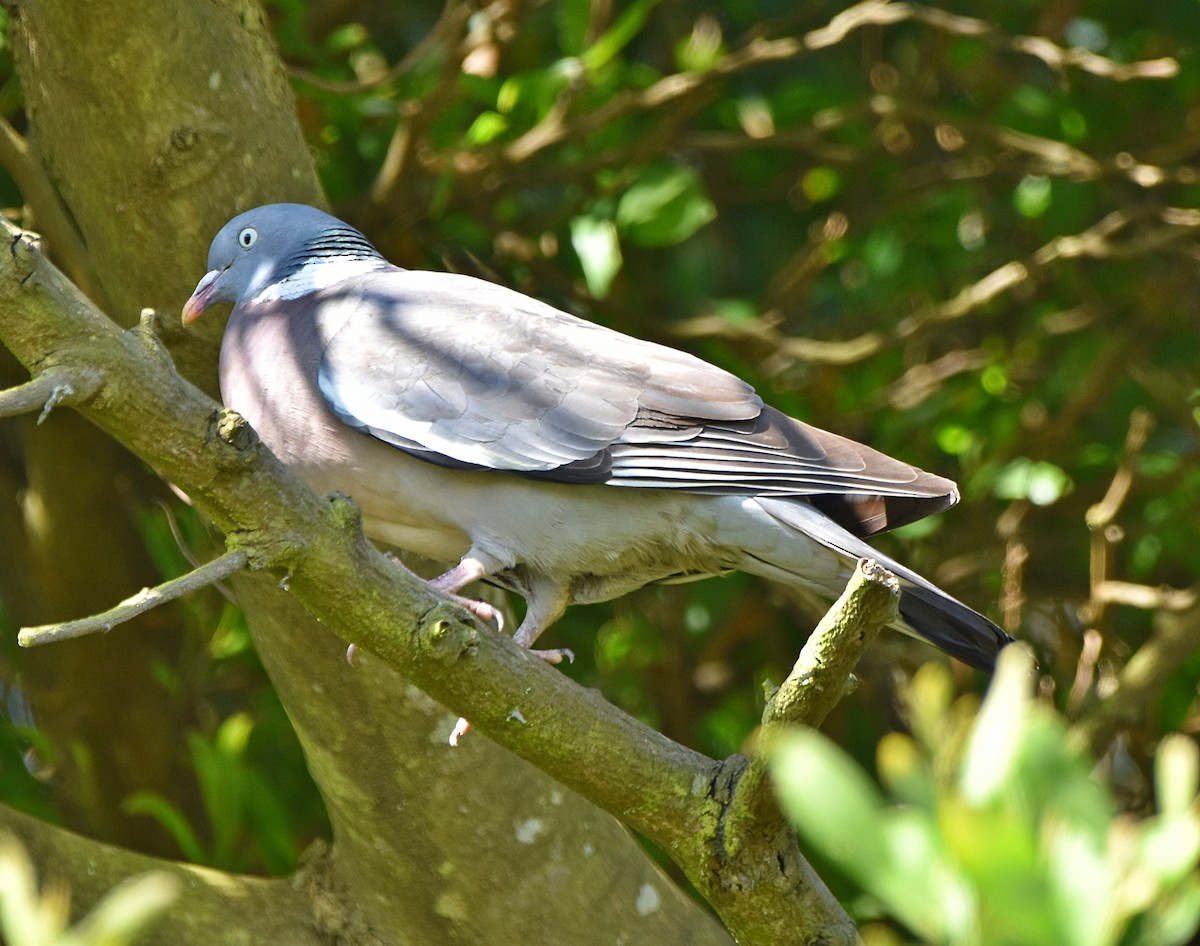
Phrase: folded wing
[{"left": 316, "top": 269, "right": 958, "bottom": 537}]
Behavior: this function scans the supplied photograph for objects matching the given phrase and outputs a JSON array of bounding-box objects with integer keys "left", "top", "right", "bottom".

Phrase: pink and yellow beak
[{"left": 181, "top": 268, "right": 225, "bottom": 325}]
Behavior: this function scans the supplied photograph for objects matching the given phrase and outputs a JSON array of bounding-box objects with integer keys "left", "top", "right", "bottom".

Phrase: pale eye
[{"left": 238, "top": 227, "right": 258, "bottom": 249}]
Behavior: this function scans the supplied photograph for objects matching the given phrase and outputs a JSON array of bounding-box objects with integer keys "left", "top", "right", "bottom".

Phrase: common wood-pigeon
[{"left": 183, "top": 204, "right": 1012, "bottom": 671}]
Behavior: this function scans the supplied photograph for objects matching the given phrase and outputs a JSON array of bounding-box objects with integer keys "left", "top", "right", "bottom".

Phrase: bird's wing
[{"left": 315, "top": 269, "right": 957, "bottom": 532}]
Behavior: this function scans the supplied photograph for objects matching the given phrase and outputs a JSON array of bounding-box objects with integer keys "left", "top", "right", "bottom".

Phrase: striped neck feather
[{"left": 259, "top": 227, "right": 390, "bottom": 301}]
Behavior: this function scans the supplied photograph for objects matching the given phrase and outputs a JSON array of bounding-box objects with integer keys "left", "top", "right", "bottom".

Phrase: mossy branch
[{"left": 0, "top": 219, "right": 860, "bottom": 945}]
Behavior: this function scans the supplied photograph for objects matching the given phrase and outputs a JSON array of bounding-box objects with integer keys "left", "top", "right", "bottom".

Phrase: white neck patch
[{"left": 255, "top": 257, "right": 391, "bottom": 302}]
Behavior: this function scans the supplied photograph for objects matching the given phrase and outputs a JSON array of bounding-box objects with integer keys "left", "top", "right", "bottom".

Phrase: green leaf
[
  {"left": 1140, "top": 816, "right": 1200, "bottom": 889},
  {"left": 62, "top": 871, "right": 180, "bottom": 946},
  {"left": 960, "top": 644, "right": 1034, "bottom": 806},
  {"left": 123, "top": 794, "right": 207, "bottom": 865},
  {"left": 1015, "top": 175, "right": 1052, "bottom": 218},
  {"left": 936, "top": 422, "right": 979, "bottom": 456},
  {"left": 800, "top": 166, "right": 841, "bottom": 202},
  {"left": 991, "top": 457, "right": 1073, "bottom": 506},
  {"left": 674, "top": 15, "right": 724, "bottom": 72},
  {"left": 497, "top": 62, "right": 579, "bottom": 119},
  {"left": 862, "top": 229, "right": 903, "bottom": 278},
  {"left": 581, "top": 0, "right": 663, "bottom": 72},
  {"left": 876, "top": 733, "right": 936, "bottom": 810},
  {"left": 878, "top": 809, "right": 974, "bottom": 942},
  {"left": 615, "top": 162, "right": 716, "bottom": 247},
  {"left": 1156, "top": 734, "right": 1200, "bottom": 818},
  {"left": 771, "top": 729, "right": 889, "bottom": 877},
  {"left": 570, "top": 215, "right": 622, "bottom": 298},
  {"left": 464, "top": 111, "right": 507, "bottom": 145},
  {"left": 1045, "top": 821, "right": 1112, "bottom": 946},
  {"left": 556, "top": 0, "right": 590, "bottom": 55}
]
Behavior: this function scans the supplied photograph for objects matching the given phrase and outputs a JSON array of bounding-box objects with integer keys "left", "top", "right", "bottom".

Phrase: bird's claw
[
  {"left": 449, "top": 716, "right": 471, "bottom": 746},
  {"left": 531, "top": 647, "right": 574, "bottom": 665},
  {"left": 468, "top": 599, "right": 504, "bottom": 633}
]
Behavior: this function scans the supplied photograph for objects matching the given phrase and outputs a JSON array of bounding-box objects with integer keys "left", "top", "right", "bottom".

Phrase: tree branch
[
  {"left": 763, "top": 559, "right": 900, "bottom": 731},
  {"left": 422, "top": 0, "right": 1177, "bottom": 195},
  {"left": 288, "top": 0, "right": 471, "bottom": 95},
  {"left": 0, "top": 804, "right": 325, "bottom": 945},
  {"left": 0, "top": 364, "right": 102, "bottom": 422},
  {"left": 696, "top": 559, "right": 897, "bottom": 945},
  {"left": 18, "top": 548, "right": 250, "bottom": 646},
  {"left": 0, "top": 220, "right": 852, "bottom": 943}
]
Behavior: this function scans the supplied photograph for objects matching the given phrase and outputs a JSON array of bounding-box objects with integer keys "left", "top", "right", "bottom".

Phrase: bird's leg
[
  {"left": 427, "top": 556, "right": 504, "bottom": 632},
  {"left": 441, "top": 568, "right": 571, "bottom": 745},
  {"left": 513, "top": 580, "right": 574, "bottom": 664},
  {"left": 429, "top": 555, "right": 506, "bottom": 747}
]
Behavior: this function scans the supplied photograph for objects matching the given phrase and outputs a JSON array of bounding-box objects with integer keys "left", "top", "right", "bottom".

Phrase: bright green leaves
[
  {"left": 771, "top": 648, "right": 1200, "bottom": 946},
  {"left": 124, "top": 712, "right": 303, "bottom": 875},
  {"left": 570, "top": 214, "right": 623, "bottom": 298},
  {"left": 992, "top": 457, "right": 1074, "bottom": 506},
  {"left": 774, "top": 726, "right": 976, "bottom": 942},
  {"left": 616, "top": 161, "right": 717, "bottom": 248},
  {"left": 580, "top": 0, "right": 663, "bottom": 72},
  {"left": 800, "top": 166, "right": 842, "bottom": 203},
  {"left": 0, "top": 836, "right": 178, "bottom": 946},
  {"left": 464, "top": 111, "right": 508, "bottom": 146},
  {"left": 1015, "top": 175, "right": 1053, "bottom": 219},
  {"left": 571, "top": 159, "right": 717, "bottom": 296},
  {"left": 674, "top": 13, "right": 724, "bottom": 73}
]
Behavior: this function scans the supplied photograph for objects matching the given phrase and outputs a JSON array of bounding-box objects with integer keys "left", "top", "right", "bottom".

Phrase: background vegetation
[{"left": 0, "top": 0, "right": 1198, "bottom": 942}]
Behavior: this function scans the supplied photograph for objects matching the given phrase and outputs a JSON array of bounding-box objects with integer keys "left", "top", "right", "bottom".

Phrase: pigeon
[{"left": 182, "top": 203, "right": 1012, "bottom": 671}]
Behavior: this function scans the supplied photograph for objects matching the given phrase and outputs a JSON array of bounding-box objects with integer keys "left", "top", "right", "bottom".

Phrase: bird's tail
[{"left": 750, "top": 497, "right": 1013, "bottom": 672}]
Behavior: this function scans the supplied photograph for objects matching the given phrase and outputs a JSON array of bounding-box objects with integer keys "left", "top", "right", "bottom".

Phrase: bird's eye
[{"left": 238, "top": 227, "right": 258, "bottom": 249}]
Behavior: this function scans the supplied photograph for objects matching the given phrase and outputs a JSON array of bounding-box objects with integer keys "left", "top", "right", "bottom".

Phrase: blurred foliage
[
  {"left": 0, "top": 1, "right": 1197, "bottom": 934},
  {"left": 772, "top": 648, "right": 1200, "bottom": 944},
  {"left": 0, "top": 834, "right": 178, "bottom": 946}
]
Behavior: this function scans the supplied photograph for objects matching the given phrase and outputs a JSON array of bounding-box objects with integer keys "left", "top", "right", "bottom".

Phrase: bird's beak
[{"left": 181, "top": 268, "right": 226, "bottom": 325}]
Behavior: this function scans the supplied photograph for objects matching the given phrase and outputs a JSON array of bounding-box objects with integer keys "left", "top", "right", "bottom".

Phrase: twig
[
  {"left": 0, "top": 365, "right": 103, "bottom": 423},
  {"left": 720, "top": 560, "right": 899, "bottom": 861},
  {"left": 893, "top": 97, "right": 1200, "bottom": 189},
  {"left": 1087, "top": 409, "right": 1155, "bottom": 530},
  {"left": 1070, "top": 604, "right": 1200, "bottom": 757},
  {"left": 288, "top": 0, "right": 466, "bottom": 95},
  {"left": 673, "top": 207, "right": 1200, "bottom": 367},
  {"left": 1065, "top": 628, "right": 1104, "bottom": 720},
  {"left": 699, "top": 559, "right": 896, "bottom": 943},
  {"left": 0, "top": 117, "right": 100, "bottom": 301},
  {"left": 1090, "top": 580, "right": 1197, "bottom": 612},
  {"left": 426, "top": 0, "right": 1177, "bottom": 189},
  {"left": 996, "top": 501, "right": 1029, "bottom": 634},
  {"left": 763, "top": 558, "right": 900, "bottom": 731},
  {"left": 152, "top": 498, "right": 240, "bottom": 604},
  {"left": 369, "top": 0, "right": 475, "bottom": 204},
  {"left": 885, "top": 347, "right": 989, "bottom": 411},
  {"left": 1082, "top": 409, "right": 1156, "bottom": 625},
  {"left": 901, "top": 2, "right": 1177, "bottom": 82},
  {"left": 18, "top": 549, "right": 250, "bottom": 647}
]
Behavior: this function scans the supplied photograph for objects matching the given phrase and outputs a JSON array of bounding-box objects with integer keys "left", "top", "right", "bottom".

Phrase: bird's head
[{"left": 181, "top": 203, "right": 384, "bottom": 324}]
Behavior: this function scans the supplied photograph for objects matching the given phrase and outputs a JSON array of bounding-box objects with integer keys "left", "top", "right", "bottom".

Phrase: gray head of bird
[{"left": 181, "top": 203, "right": 385, "bottom": 324}]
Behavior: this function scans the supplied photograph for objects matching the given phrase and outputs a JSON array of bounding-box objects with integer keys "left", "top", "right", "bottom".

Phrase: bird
[{"left": 182, "top": 203, "right": 1012, "bottom": 671}]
